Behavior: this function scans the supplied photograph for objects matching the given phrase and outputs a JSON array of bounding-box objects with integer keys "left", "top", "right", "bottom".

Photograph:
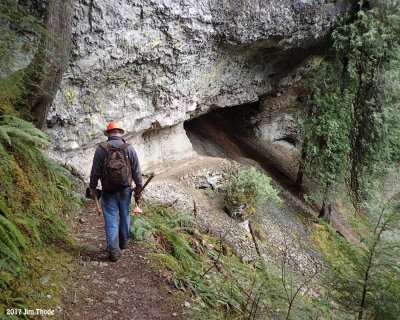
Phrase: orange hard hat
[{"left": 104, "top": 120, "right": 124, "bottom": 135}]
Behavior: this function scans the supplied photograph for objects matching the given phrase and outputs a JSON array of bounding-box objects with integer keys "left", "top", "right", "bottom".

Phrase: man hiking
[{"left": 89, "top": 120, "right": 143, "bottom": 262}]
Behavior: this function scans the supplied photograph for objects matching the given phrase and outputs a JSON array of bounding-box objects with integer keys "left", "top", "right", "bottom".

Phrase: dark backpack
[{"left": 100, "top": 142, "right": 132, "bottom": 191}]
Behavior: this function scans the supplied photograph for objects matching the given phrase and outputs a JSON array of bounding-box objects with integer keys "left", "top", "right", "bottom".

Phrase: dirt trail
[{"left": 63, "top": 201, "right": 180, "bottom": 320}]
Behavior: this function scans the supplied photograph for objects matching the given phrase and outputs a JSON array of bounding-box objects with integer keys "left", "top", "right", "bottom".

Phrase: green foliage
[
  {"left": 159, "top": 224, "right": 197, "bottom": 270},
  {"left": 333, "top": 1, "right": 400, "bottom": 202},
  {"left": 0, "top": 114, "right": 76, "bottom": 308},
  {"left": 134, "top": 202, "right": 344, "bottom": 319},
  {"left": 313, "top": 195, "right": 400, "bottom": 319},
  {"left": 130, "top": 214, "right": 154, "bottom": 241},
  {"left": 222, "top": 163, "right": 281, "bottom": 217},
  {"left": 130, "top": 203, "right": 197, "bottom": 270},
  {"left": 149, "top": 253, "right": 180, "bottom": 272},
  {"left": 299, "top": 61, "right": 352, "bottom": 187},
  {"left": 0, "top": 71, "right": 25, "bottom": 115},
  {"left": 0, "top": 0, "right": 45, "bottom": 74},
  {"left": 204, "top": 186, "right": 217, "bottom": 199},
  {"left": 299, "top": 1, "right": 400, "bottom": 220}
]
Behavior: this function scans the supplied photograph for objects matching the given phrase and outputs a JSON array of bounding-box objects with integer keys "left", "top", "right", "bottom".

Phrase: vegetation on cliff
[
  {"left": 298, "top": 0, "right": 400, "bottom": 218},
  {"left": 0, "top": 1, "right": 78, "bottom": 315},
  {"left": 296, "top": 2, "right": 400, "bottom": 318}
]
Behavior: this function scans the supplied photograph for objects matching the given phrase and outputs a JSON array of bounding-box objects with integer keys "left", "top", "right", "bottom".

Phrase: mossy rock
[{"left": 150, "top": 253, "right": 181, "bottom": 272}]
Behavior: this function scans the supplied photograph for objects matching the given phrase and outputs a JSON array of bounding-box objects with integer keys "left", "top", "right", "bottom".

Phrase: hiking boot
[
  {"left": 109, "top": 251, "right": 120, "bottom": 262},
  {"left": 120, "top": 240, "right": 129, "bottom": 250}
]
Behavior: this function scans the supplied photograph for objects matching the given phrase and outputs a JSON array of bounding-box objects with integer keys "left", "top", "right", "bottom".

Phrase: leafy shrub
[
  {"left": 204, "top": 186, "right": 217, "bottom": 199},
  {"left": 222, "top": 164, "right": 281, "bottom": 217}
]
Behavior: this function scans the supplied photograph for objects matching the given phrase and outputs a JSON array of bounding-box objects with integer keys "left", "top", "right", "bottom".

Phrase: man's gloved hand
[
  {"left": 133, "top": 186, "right": 143, "bottom": 194},
  {"left": 133, "top": 186, "right": 143, "bottom": 204},
  {"left": 134, "top": 192, "right": 141, "bottom": 204}
]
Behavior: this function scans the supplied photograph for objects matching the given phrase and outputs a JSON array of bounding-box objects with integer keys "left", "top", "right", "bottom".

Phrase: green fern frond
[
  {"left": 2, "top": 125, "right": 48, "bottom": 146},
  {"left": 14, "top": 216, "right": 42, "bottom": 244},
  {"left": 160, "top": 225, "right": 197, "bottom": 270},
  {"left": 10, "top": 138, "right": 43, "bottom": 164},
  {"left": 0, "top": 143, "right": 12, "bottom": 174},
  {"left": 0, "top": 223, "right": 20, "bottom": 257},
  {"left": 0, "top": 126, "right": 11, "bottom": 146},
  {"left": 2, "top": 116, "right": 47, "bottom": 140},
  {"left": 0, "top": 199, "right": 11, "bottom": 217},
  {"left": 0, "top": 239, "right": 21, "bottom": 263},
  {"left": 166, "top": 214, "right": 195, "bottom": 228},
  {"left": 0, "top": 215, "right": 27, "bottom": 248},
  {"left": 130, "top": 215, "right": 153, "bottom": 241}
]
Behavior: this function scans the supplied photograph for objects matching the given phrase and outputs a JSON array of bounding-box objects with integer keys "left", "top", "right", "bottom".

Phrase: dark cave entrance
[
  {"left": 184, "top": 101, "right": 261, "bottom": 159},
  {"left": 183, "top": 101, "right": 299, "bottom": 193}
]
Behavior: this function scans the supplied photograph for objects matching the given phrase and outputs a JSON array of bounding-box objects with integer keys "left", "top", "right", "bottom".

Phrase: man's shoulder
[
  {"left": 126, "top": 144, "right": 137, "bottom": 153},
  {"left": 94, "top": 142, "right": 109, "bottom": 154}
]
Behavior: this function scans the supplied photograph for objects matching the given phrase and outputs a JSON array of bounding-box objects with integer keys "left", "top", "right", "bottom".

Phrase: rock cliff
[{"left": 46, "top": 0, "right": 351, "bottom": 175}]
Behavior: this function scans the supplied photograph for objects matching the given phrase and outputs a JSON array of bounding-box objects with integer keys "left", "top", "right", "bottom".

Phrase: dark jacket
[{"left": 89, "top": 136, "right": 143, "bottom": 190}]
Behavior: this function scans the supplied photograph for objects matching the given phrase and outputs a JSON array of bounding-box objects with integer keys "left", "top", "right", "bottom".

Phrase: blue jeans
[{"left": 101, "top": 186, "right": 132, "bottom": 253}]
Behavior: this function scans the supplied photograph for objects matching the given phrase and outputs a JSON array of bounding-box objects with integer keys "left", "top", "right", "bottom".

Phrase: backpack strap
[
  {"left": 99, "top": 142, "right": 110, "bottom": 151},
  {"left": 119, "top": 143, "right": 130, "bottom": 150},
  {"left": 99, "top": 142, "right": 130, "bottom": 151}
]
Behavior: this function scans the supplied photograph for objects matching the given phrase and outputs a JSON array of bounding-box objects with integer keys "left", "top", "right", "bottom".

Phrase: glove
[
  {"left": 133, "top": 186, "right": 143, "bottom": 194},
  {"left": 133, "top": 186, "right": 142, "bottom": 204},
  {"left": 134, "top": 193, "right": 141, "bottom": 205}
]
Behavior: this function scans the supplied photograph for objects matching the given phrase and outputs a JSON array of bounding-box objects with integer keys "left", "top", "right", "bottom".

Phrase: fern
[
  {"left": 0, "top": 215, "right": 27, "bottom": 248},
  {"left": 2, "top": 116, "right": 47, "bottom": 140},
  {"left": 130, "top": 215, "right": 153, "bottom": 241},
  {"left": 0, "top": 224, "right": 20, "bottom": 257},
  {"left": 159, "top": 225, "right": 197, "bottom": 270},
  {"left": 0, "top": 198, "right": 11, "bottom": 217},
  {"left": 0, "top": 153, "right": 11, "bottom": 175},
  {"left": 2, "top": 125, "right": 48, "bottom": 146},
  {"left": 13, "top": 216, "right": 42, "bottom": 244},
  {"left": 0, "top": 239, "right": 21, "bottom": 263},
  {"left": 0, "top": 126, "right": 11, "bottom": 145},
  {"left": 10, "top": 138, "right": 43, "bottom": 164}
]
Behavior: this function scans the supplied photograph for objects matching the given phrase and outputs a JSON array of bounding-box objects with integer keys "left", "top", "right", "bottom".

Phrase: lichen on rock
[{"left": 45, "top": 0, "right": 351, "bottom": 175}]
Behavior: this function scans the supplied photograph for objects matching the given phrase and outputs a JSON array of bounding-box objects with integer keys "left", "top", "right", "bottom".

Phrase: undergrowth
[
  {"left": 0, "top": 114, "right": 78, "bottom": 316},
  {"left": 130, "top": 202, "right": 346, "bottom": 319},
  {"left": 222, "top": 164, "right": 281, "bottom": 218}
]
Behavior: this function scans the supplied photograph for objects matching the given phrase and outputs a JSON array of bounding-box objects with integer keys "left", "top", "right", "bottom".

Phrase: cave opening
[
  {"left": 183, "top": 100, "right": 302, "bottom": 193},
  {"left": 184, "top": 101, "right": 261, "bottom": 159}
]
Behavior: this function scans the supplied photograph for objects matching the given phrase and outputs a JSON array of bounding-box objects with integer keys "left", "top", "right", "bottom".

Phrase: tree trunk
[
  {"left": 358, "top": 265, "right": 370, "bottom": 320},
  {"left": 26, "top": 0, "right": 75, "bottom": 128},
  {"left": 296, "top": 141, "right": 308, "bottom": 189},
  {"left": 318, "top": 182, "right": 335, "bottom": 223}
]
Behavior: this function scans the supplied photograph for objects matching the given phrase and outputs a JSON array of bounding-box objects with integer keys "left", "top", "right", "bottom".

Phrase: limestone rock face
[{"left": 46, "top": 0, "right": 351, "bottom": 175}]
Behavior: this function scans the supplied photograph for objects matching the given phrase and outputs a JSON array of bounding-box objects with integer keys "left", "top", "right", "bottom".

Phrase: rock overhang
[{"left": 45, "top": 0, "right": 352, "bottom": 176}]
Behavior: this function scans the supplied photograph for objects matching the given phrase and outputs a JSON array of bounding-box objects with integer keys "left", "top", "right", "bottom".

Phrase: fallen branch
[{"left": 249, "top": 219, "right": 261, "bottom": 257}]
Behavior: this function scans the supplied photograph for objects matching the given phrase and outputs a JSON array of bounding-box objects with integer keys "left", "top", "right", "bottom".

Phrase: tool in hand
[
  {"left": 85, "top": 188, "right": 102, "bottom": 215},
  {"left": 132, "top": 172, "right": 155, "bottom": 214}
]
